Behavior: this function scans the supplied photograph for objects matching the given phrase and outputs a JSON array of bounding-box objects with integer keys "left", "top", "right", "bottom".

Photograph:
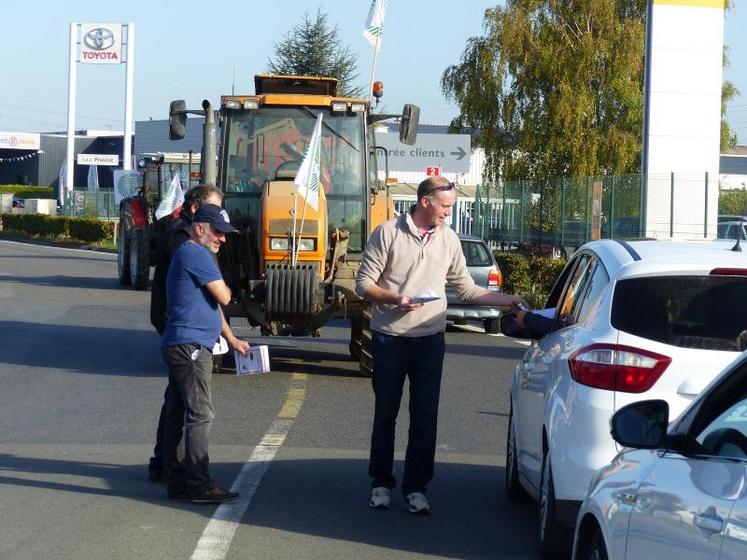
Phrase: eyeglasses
[{"left": 433, "top": 182, "right": 455, "bottom": 192}]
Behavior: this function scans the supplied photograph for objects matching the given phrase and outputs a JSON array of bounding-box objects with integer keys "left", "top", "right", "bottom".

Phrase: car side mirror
[{"left": 610, "top": 399, "right": 669, "bottom": 449}]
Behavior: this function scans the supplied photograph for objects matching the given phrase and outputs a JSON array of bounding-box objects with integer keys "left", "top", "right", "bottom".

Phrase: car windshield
[
  {"left": 461, "top": 240, "right": 493, "bottom": 267},
  {"left": 611, "top": 275, "right": 747, "bottom": 351}
]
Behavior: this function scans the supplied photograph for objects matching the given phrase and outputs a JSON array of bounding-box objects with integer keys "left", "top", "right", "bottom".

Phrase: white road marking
[
  {"left": 190, "top": 373, "right": 307, "bottom": 560},
  {"left": 0, "top": 239, "right": 116, "bottom": 258}
]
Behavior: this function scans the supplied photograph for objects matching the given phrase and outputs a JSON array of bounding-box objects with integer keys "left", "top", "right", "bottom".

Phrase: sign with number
[{"left": 426, "top": 166, "right": 441, "bottom": 177}]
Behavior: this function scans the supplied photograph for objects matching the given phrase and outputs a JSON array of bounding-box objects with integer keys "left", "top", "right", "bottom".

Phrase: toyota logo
[{"left": 83, "top": 28, "right": 115, "bottom": 51}]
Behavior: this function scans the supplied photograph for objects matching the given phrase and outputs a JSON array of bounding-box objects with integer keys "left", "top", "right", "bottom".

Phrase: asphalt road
[{"left": 0, "top": 239, "right": 539, "bottom": 560}]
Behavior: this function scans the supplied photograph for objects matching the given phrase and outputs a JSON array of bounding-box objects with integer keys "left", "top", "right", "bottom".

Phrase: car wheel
[
  {"left": 505, "top": 404, "right": 529, "bottom": 500},
  {"left": 582, "top": 529, "right": 608, "bottom": 560},
  {"left": 484, "top": 318, "right": 501, "bottom": 334},
  {"left": 539, "top": 451, "right": 572, "bottom": 559}
]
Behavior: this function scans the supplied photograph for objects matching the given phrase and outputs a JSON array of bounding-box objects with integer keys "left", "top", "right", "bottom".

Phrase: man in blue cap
[{"left": 160, "top": 203, "right": 242, "bottom": 504}]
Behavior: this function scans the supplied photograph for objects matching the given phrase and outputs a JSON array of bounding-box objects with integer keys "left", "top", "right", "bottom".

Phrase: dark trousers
[
  {"left": 151, "top": 385, "right": 184, "bottom": 473},
  {"left": 369, "top": 330, "right": 445, "bottom": 496},
  {"left": 161, "top": 344, "right": 215, "bottom": 492}
]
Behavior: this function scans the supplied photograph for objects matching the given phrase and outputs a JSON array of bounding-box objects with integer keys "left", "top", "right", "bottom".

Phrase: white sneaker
[
  {"left": 369, "top": 487, "right": 391, "bottom": 509},
  {"left": 404, "top": 492, "right": 431, "bottom": 515}
]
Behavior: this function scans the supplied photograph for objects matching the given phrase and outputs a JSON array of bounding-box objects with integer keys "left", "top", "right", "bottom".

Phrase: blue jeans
[
  {"left": 161, "top": 344, "right": 215, "bottom": 492},
  {"left": 369, "top": 330, "right": 445, "bottom": 496}
]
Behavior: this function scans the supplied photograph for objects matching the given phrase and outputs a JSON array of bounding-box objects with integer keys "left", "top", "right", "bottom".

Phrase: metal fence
[
  {"left": 60, "top": 189, "right": 118, "bottom": 220},
  {"left": 469, "top": 174, "right": 644, "bottom": 250}
]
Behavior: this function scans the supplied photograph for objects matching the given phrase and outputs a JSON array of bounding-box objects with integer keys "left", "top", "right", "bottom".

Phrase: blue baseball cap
[{"left": 193, "top": 203, "right": 238, "bottom": 233}]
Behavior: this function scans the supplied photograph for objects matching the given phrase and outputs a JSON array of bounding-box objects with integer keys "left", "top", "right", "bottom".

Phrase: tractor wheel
[
  {"left": 129, "top": 228, "right": 151, "bottom": 290},
  {"left": 212, "top": 353, "right": 225, "bottom": 374},
  {"left": 357, "top": 308, "right": 373, "bottom": 378},
  {"left": 117, "top": 214, "right": 132, "bottom": 286},
  {"left": 484, "top": 317, "right": 501, "bottom": 334}
]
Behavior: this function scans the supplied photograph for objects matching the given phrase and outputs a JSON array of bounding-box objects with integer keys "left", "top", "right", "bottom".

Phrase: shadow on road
[
  {"left": 0, "top": 320, "right": 162, "bottom": 377},
  {"left": 0, "top": 453, "right": 539, "bottom": 559},
  {"left": 0, "top": 274, "right": 124, "bottom": 291}
]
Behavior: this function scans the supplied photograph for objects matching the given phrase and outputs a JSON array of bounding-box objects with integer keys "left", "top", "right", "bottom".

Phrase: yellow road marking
[{"left": 278, "top": 387, "right": 306, "bottom": 418}]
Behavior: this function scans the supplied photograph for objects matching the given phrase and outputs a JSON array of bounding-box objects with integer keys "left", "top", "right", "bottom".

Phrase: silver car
[
  {"left": 445, "top": 234, "right": 503, "bottom": 333},
  {"left": 573, "top": 351, "right": 747, "bottom": 560}
]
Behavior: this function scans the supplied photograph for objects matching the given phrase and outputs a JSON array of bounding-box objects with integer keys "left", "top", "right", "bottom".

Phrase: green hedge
[
  {"left": 495, "top": 251, "right": 567, "bottom": 308},
  {"left": 0, "top": 185, "right": 55, "bottom": 199},
  {"left": 0, "top": 213, "right": 112, "bottom": 243},
  {"left": 68, "top": 218, "right": 113, "bottom": 243}
]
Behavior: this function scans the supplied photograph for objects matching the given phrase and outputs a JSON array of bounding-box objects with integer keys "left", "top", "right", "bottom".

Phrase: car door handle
[{"left": 694, "top": 513, "right": 724, "bottom": 533}]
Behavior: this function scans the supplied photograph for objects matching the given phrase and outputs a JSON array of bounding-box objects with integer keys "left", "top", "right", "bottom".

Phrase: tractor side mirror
[
  {"left": 399, "top": 104, "right": 420, "bottom": 146},
  {"left": 169, "top": 100, "right": 187, "bottom": 140}
]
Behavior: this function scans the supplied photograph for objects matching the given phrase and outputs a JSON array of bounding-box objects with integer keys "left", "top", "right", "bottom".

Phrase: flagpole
[
  {"left": 291, "top": 192, "right": 298, "bottom": 266},
  {"left": 295, "top": 190, "right": 311, "bottom": 266},
  {"left": 367, "top": 33, "right": 381, "bottom": 102}
]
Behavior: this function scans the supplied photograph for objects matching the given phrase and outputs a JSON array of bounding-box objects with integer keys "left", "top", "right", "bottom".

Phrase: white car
[
  {"left": 504, "top": 239, "right": 747, "bottom": 558},
  {"left": 573, "top": 352, "right": 747, "bottom": 560}
]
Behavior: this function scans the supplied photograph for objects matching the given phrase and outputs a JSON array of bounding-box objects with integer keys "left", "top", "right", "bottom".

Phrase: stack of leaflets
[{"left": 235, "top": 345, "right": 270, "bottom": 376}]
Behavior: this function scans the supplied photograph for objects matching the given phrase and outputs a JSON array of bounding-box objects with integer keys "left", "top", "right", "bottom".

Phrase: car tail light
[
  {"left": 487, "top": 268, "right": 502, "bottom": 289},
  {"left": 569, "top": 344, "right": 671, "bottom": 393},
  {"left": 710, "top": 268, "right": 747, "bottom": 276}
]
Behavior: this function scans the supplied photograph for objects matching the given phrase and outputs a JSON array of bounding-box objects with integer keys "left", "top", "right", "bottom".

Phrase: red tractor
[{"left": 117, "top": 152, "right": 201, "bottom": 289}]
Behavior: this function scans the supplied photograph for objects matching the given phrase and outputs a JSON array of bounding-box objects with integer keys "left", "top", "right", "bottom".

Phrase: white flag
[
  {"left": 155, "top": 173, "right": 185, "bottom": 220},
  {"left": 294, "top": 113, "right": 324, "bottom": 211},
  {"left": 363, "top": 0, "right": 388, "bottom": 50},
  {"left": 87, "top": 164, "right": 99, "bottom": 192},
  {"left": 58, "top": 160, "right": 67, "bottom": 207},
  {"left": 113, "top": 169, "right": 143, "bottom": 206}
]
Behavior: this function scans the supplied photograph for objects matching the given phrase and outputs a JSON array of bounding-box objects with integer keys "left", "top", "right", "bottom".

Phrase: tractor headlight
[
  {"left": 298, "top": 238, "right": 316, "bottom": 251},
  {"left": 270, "top": 238, "right": 289, "bottom": 251}
]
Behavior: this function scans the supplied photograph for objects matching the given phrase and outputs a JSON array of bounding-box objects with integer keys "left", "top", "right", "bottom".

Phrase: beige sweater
[{"left": 355, "top": 211, "right": 489, "bottom": 337}]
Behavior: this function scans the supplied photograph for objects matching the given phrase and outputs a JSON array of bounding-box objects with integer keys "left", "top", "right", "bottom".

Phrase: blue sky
[{"left": 1, "top": 1, "right": 744, "bottom": 143}]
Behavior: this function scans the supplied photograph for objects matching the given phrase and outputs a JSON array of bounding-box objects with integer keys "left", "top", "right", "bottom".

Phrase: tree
[
  {"left": 442, "top": 1, "right": 647, "bottom": 183},
  {"left": 268, "top": 9, "right": 363, "bottom": 98},
  {"left": 721, "top": 47, "right": 739, "bottom": 151}
]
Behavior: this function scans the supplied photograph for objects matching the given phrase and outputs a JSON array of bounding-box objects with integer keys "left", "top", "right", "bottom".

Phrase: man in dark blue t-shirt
[{"left": 161, "top": 203, "right": 241, "bottom": 504}]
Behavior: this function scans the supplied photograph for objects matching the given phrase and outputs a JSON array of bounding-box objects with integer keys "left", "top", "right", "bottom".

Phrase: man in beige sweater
[{"left": 356, "top": 176, "right": 527, "bottom": 514}]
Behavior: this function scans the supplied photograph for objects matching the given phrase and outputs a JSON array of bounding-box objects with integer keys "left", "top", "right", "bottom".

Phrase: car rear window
[
  {"left": 460, "top": 240, "right": 493, "bottom": 267},
  {"left": 611, "top": 276, "right": 747, "bottom": 351}
]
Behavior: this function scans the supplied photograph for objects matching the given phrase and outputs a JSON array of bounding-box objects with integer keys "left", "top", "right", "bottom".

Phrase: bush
[
  {"left": 0, "top": 185, "right": 55, "bottom": 199},
  {"left": 68, "top": 218, "right": 113, "bottom": 243},
  {"left": 0, "top": 213, "right": 112, "bottom": 243},
  {"left": 529, "top": 256, "right": 567, "bottom": 296},
  {"left": 719, "top": 189, "right": 747, "bottom": 216},
  {"left": 494, "top": 252, "right": 531, "bottom": 296},
  {"left": 495, "top": 250, "right": 566, "bottom": 308},
  {"left": 0, "top": 213, "right": 53, "bottom": 236}
]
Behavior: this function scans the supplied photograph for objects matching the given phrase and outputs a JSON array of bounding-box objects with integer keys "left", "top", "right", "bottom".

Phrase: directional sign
[{"left": 374, "top": 132, "right": 471, "bottom": 173}]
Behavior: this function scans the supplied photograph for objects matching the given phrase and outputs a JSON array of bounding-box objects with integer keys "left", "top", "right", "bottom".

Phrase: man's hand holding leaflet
[{"left": 409, "top": 290, "right": 441, "bottom": 304}]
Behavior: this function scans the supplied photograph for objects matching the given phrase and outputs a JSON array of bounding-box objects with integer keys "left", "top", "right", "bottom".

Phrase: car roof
[
  {"left": 580, "top": 239, "right": 747, "bottom": 280},
  {"left": 458, "top": 233, "right": 486, "bottom": 242}
]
